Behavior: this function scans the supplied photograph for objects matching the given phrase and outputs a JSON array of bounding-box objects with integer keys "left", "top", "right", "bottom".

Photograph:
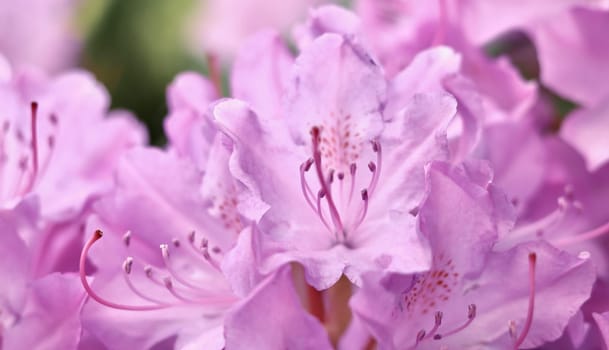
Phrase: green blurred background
[{"left": 79, "top": 0, "right": 207, "bottom": 145}]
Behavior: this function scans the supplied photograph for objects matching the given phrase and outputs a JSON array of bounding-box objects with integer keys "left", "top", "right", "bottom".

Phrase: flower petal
[
  {"left": 2, "top": 273, "right": 86, "bottom": 350},
  {"left": 561, "top": 98, "right": 609, "bottom": 171},
  {"left": 230, "top": 29, "right": 293, "bottom": 120},
  {"left": 224, "top": 265, "right": 333, "bottom": 350}
]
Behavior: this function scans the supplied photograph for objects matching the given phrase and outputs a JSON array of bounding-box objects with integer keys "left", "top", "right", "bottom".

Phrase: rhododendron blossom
[{"left": 2, "top": 1, "right": 609, "bottom": 349}]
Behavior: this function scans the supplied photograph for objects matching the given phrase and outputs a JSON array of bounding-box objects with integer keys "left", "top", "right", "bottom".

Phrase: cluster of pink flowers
[{"left": 2, "top": 1, "right": 609, "bottom": 349}]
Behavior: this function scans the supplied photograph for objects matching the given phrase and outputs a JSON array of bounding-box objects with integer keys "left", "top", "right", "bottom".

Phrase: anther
[
  {"left": 122, "top": 257, "right": 133, "bottom": 274},
  {"left": 435, "top": 304, "right": 477, "bottom": 339},
  {"left": 188, "top": 231, "right": 195, "bottom": 243},
  {"left": 49, "top": 113, "right": 58, "bottom": 125},
  {"left": 371, "top": 140, "right": 380, "bottom": 152},
  {"left": 172, "top": 238, "right": 180, "bottom": 248},
  {"left": 509, "top": 320, "right": 517, "bottom": 340},
  {"left": 302, "top": 158, "right": 314, "bottom": 172},
  {"left": 368, "top": 162, "right": 376, "bottom": 172},
  {"left": 337, "top": 172, "right": 345, "bottom": 180},
  {"left": 160, "top": 244, "right": 169, "bottom": 259},
  {"left": 144, "top": 266, "right": 153, "bottom": 277},
  {"left": 350, "top": 163, "right": 357, "bottom": 175},
  {"left": 467, "top": 304, "right": 476, "bottom": 319},
  {"left": 423, "top": 311, "right": 444, "bottom": 341},
  {"left": 122, "top": 231, "right": 131, "bottom": 246},
  {"left": 361, "top": 189, "right": 369, "bottom": 201},
  {"left": 415, "top": 330, "right": 426, "bottom": 345}
]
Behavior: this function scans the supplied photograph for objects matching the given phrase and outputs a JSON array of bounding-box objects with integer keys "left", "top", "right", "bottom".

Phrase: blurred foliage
[{"left": 80, "top": 0, "right": 206, "bottom": 145}]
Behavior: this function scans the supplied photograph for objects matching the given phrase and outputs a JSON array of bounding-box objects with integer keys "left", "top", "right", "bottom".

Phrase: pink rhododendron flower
[
  {"left": 0, "top": 58, "right": 146, "bottom": 274},
  {"left": 214, "top": 32, "right": 470, "bottom": 290},
  {"left": 0, "top": 0, "right": 603, "bottom": 348},
  {"left": 0, "top": 59, "right": 145, "bottom": 349},
  {"left": 351, "top": 162, "right": 595, "bottom": 349}
]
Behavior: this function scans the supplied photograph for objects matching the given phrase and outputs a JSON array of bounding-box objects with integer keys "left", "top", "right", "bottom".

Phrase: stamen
[
  {"left": 316, "top": 190, "right": 332, "bottom": 232},
  {"left": 21, "top": 102, "right": 39, "bottom": 194},
  {"left": 347, "top": 163, "right": 357, "bottom": 204},
  {"left": 300, "top": 159, "right": 317, "bottom": 212},
  {"left": 368, "top": 141, "right": 382, "bottom": 195},
  {"left": 201, "top": 240, "right": 222, "bottom": 271},
  {"left": 79, "top": 230, "right": 168, "bottom": 311},
  {"left": 29, "top": 102, "right": 38, "bottom": 181},
  {"left": 160, "top": 244, "right": 215, "bottom": 292},
  {"left": 164, "top": 276, "right": 236, "bottom": 306},
  {"left": 512, "top": 253, "right": 537, "bottom": 350},
  {"left": 122, "top": 257, "right": 171, "bottom": 305},
  {"left": 554, "top": 220, "right": 609, "bottom": 247},
  {"left": 415, "top": 330, "right": 426, "bottom": 346},
  {"left": 434, "top": 304, "right": 476, "bottom": 339},
  {"left": 510, "top": 196, "right": 574, "bottom": 239},
  {"left": 423, "top": 311, "right": 443, "bottom": 340},
  {"left": 311, "top": 127, "right": 344, "bottom": 235},
  {"left": 353, "top": 189, "right": 370, "bottom": 230}
]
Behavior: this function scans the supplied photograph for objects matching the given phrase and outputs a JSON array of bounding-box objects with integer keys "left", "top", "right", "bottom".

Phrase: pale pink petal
[
  {"left": 230, "top": 29, "right": 293, "bottom": 120},
  {"left": 224, "top": 265, "right": 333, "bottom": 349},
  {"left": 286, "top": 33, "right": 386, "bottom": 147},
  {"left": 2, "top": 273, "right": 86, "bottom": 350},
  {"left": 561, "top": 98, "right": 609, "bottom": 171}
]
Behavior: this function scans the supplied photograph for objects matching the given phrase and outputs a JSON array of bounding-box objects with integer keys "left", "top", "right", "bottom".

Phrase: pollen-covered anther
[
  {"left": 122, "top": 230, "right": 131, "bottom": 246},
  {"left": 361, "top": 189, "right": 369, "bottom": 201},
  {"left": 508, "top": 320, "right": 517, "bottom": 340},
  {"left": 424, "top": 311, "right": 443, "bottom": 341},
  {"left": 144, "top": 265, "right": 153, "bottom": 278},
  {"left": 415, "top": 330, "right": 426, "bottom": 345},
  {"left": 160, "top": 244, "right": 170, "bottom": 259},
  {"left": 368, "top": 161, "right": 376, "bottom": 172},
  {"left": 122, "top": 257, "right": 133, "bottom": 274}
]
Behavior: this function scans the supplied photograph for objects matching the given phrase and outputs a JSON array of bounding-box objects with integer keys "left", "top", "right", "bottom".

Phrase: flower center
[{"left": 299, "top": 126, "right": 382, "bottom": 242}]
